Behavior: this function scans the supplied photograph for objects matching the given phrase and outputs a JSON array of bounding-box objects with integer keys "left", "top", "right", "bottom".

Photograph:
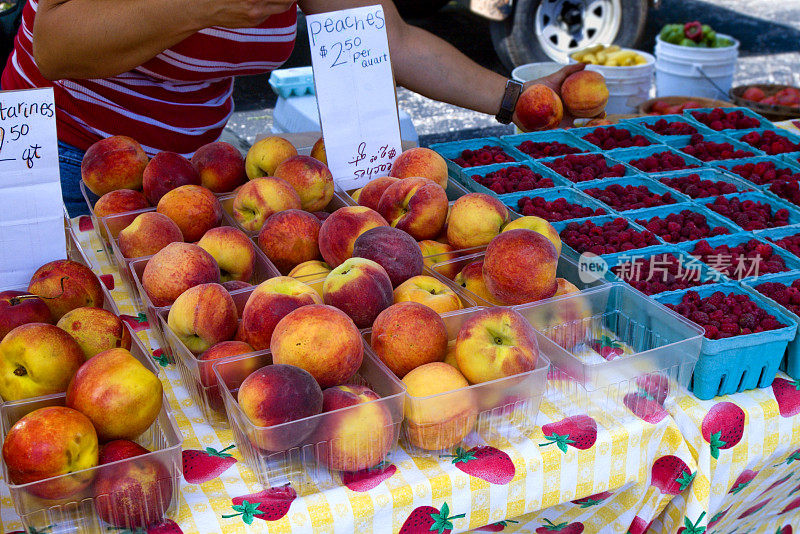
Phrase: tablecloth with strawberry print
[{"left": 2, "top": 218, "right": 789, "bottom": 534}]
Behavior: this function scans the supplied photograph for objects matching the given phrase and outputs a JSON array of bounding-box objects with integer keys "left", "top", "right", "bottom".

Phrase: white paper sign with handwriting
[
  {"left": 0, "top": 88, "right": 66, "bottom": 291},
  {"left": 306, "top": 5, "right": 403, "bottom": 191}
]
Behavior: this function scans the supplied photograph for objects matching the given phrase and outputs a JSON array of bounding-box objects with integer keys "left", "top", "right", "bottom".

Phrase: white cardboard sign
[
  {"left": 306, "top": 5, "right": 403, "bottom": 191},
  {"left": 0, "top": 88, "right": 66, "bottom": 291}
]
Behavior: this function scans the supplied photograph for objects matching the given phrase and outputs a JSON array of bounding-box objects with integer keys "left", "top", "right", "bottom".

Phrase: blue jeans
[{"left": 58, "top": 140, "right": 88, "bottom": 217}]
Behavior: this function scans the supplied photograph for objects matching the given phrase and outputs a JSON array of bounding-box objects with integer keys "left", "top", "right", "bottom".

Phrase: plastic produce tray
[
  {"left": 707, "top": 155, "right": 800, "bottom": 188},
  {"left": 654, "top": 282, "right": 797, "bottom": 399},
  {"left": 539, "top": 152, "right": 641, "bottom": 184},
  {"left": 683, "top": 106, "right": 772, "bottom": 133},
  {"left": 576, "top": 174, "right": 693, "bottom": 211},
  {"left": 656, "top": 167, "right": 757, "bottom": 198},
  {"left": 500, "top": 186, "right": 611, "bottom": 221},
  {"left": 268, "top": 66, "right": 315, "bottom": 98},
  {"left": 744, "top": 270, "right": 800, "bottom": 380},
  {"left": 696, "top": 190, "right": 800, "bottom": 229},
  {"left": 568, "top": 123, "right": 662, "bottom": 152},
  {"left": 625, "top": 202, "right": 743, "bottom": 247},
  {"left": 664, "top": 133, "right": 766, "bottom": 161},
  {"left": 500, "top": 130, "right": 595, "bottom": 158},
  {"left": 362, "top": 309, "right": 551, "bottom": 456},
  {"left": 0, "top": 392, "right": 183, "bottom": 533},
  {"left": 459, "top": 161, "right": 571, "bottom": 198},
  {"left": 675, "top": 232, "right": 800, "bottom": 282},
  {"left": 622, "top": 114, "right": 717, "bottom": 143},
  {"left": 516, "top": 283, "right": 704, "bottom": 418},
  {"left": 213, "top": 346, "right": 405, "bottom": 494},
  {"left": 611, "top": 145, "right": 704, "bottom": 176}
]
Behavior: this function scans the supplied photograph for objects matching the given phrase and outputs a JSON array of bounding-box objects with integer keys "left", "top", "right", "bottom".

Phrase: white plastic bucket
[
  {"left": 567, "top": 50, "right": 656, "bottom": 115},
  {"left": 511, "top": 62, "right": 564, "bottom": 83},
  {"left": 655, "top": 34, "right": 739, "bottom": 100}
]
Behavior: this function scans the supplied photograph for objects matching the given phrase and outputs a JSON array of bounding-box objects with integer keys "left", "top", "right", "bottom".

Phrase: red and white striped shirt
[{"left": 1, "top": 2, "right": 297, "bottom": 155}]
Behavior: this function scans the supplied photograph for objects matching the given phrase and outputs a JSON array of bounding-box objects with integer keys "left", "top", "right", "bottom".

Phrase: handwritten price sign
[
  {"left": 307, "top": 5, "right": 402, "bottom": 190},
  {"left": 0, "top": 88, "right": 65, "bottom": 290}
]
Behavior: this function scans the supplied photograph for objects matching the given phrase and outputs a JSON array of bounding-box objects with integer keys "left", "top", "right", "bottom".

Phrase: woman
[{"left": 2, "top": 0, "right": 580, "bottom": 215}]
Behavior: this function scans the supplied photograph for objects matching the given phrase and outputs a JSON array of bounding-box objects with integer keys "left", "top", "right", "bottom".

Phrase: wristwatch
[{"left": 495, "top": 79, "right": 524, "bottom": 125}]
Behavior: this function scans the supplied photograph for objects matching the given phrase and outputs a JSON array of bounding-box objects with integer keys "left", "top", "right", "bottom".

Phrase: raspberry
[
  {"left": 470, "top": 164, "right": 554, "bottom": 194},
  {"left": 770, "top": 232, "right": 800, "bottom": 257},
  {"left": 516, "top": 195, "right": 606, "bottom": 221},
  {"left": 768, "top": 180, "right": 800, "bottom": 208},
  {"left": 634, "top": 210, "right": 730, "bottom": 244},
  {"left": 612, "top": 252, "right": 712, "bottom": 295},
  {"left": 665, "top": 290, "right": 785, "bottom": 340},
  {"left": 452, "top": 145, "right": 516, "bottom": 167},
  {"left": 580, "top": 126, "right": 653, "bottom": 150},
  {"left": 660, "top": 173, "right": 747, "bottom": 198},
  {"left": 722, "top": 160, "right": 800, "bottom": 185},
  {"left": 756, "top": 280, "right": 800, "bottom": 316},
  {"left": 645, "top": 119, "right": 698, "bottom": 136},
  {"left": 680, "top": 134, "right": 756, "bottom": 161},
  {"left": 740, "top": 130, "right": 800, "bottom": 155},
  {"left": 690, "top": 238, "right": 788, "bottom": 279},
  {"left": 706, "top": 195, "right": 790, "bottom": 230},
  {"left": 690, "top": 109, "right": 761, "bottom": 130},
  {"left": 543, "top": 154, "right": 627, "bottom": 183},
  {"left": 628, "top": 151, "right": 700, "bottom": 173},
  {"left": 584, "top": 183, "right": 677, "bottom": 211},
  {"left": 559, "top": 218, "right": 659, "bottom": 255},
  {"left": 515, "top": 140, "right": 586, "bottom": 158}
]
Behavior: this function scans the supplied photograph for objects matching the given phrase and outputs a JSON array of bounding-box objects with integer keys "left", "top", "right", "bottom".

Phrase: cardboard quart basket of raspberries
[
  {"left": 682, "top": 234, "right": 800, "bottom": 282},
  {"left": 733, "top": 129, "right": 800, "bottom": 156},
  {"left": 698, "top": 191, "right": 800, "bottom": 231},
  {"left": 712, "top": 156, "right": 800, "bottom": 186},
  {"left": 622, "top": 114, "right": 716, "bottom": 142},
  {"left": 605, "top": 247, "right": 719, "bottom": 295},
  {"left": 430, "top": 138, "right": 526, "bottom": 169},
  {"left": 613, "top": 145, "right": 703, "bottom": 174},
  {"left": 541, "top": 153, "right": 632, "bottom": 183},
  {"left": 686, "top": 107, "right": 767, "bottom": 132},
  {"left": 631, "top": 204, "right": 736, "bottom": 246},
  {"left": 555, "top": 216, "right": 660, "bottom": 256},
  {"left": 669, "top": 134, "right": 761, "bottom": 162},
  {"left": 658, "top": 168, "right": 755, "bottom": 199},
  {"left": 506, "top": 187, "right": 608, "bottom": 222},
  {"left": 570, "top": 125, "right": 656, "bottom": 151},
  {"left": 654, "top": 283, "right": 796, "bottom": 399},
  {"left": 579, "top": 176, "right": 691, "bottom": 212},
  {"left": 746, "top": 271, "right": 800, "bottom": 379},
  {"left": 502, "top": 130, "right": 595, "bottom": 159},
  {"left": 758, "top": 226, "right": 800, "bottom": 260},
  {"left": 462, "top": 162, "right": 567, "bottom": 196}
]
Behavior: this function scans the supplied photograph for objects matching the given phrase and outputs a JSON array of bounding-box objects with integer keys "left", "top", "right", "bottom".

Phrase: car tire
[{"left": 490, "top": 0, "right": 648, "bottom": 70}]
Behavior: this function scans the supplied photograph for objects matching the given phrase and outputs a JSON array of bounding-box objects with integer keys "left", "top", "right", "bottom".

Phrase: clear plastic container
[
  {"left": 515, "top": 283, "right": 704, "bottom": 417},
  {"left": 362, "top": 307, "right": 551, "bottom": 456},
  {"left": 1, "top": 392, "right": 183, "bottom": 533},
  {"left": 212, "top": 347, "right": 405, "bottom": 495}
]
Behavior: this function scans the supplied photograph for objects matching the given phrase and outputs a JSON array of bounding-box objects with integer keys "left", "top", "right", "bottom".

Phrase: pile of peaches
[{"left": 0, "top": 258, "right": 168, "bottom": 528}]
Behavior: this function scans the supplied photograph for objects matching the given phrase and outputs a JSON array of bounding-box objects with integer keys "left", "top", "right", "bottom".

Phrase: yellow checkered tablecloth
[{"left": 2, "top": 219, "right": 800, "bottom": 534}]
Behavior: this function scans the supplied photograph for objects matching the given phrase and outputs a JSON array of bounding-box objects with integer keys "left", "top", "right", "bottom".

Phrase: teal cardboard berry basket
[
  {"left": 706, "top": 155, "right": 800, "bottom": 189},
  {"left": 755, "top": 226, "right": 800, "bottom": 259},
  {"left": 622, "top": 114, "right": 717, "bottom": 144},
  {"left": 664, "top": 133, "right": 766, "bottom": 162},
  {"left": 538, "top": 152, "right": 640, "bottom": 185},
  {"left": 696, "top": 190, "right": 800, "bottom": 229},
  {"left": 500, "top": 130, "right": 596, "bottom": 159},
  {"left": 430, "top": 137, "right": 530, "bottom": 184},
  {"left": 552, "top": 214, "right": 663, "bottom": 261},
  {"left": 655, "top": 167, "right": 757, "bottom": 199},
  {"left": 683, "top": 107, "right": 772, "bottom": 134},
  {"left": 568, "top": 123, "right": 663, "bottom": 153},
  {"left": 576, "top": 175, "right": 693, "bottom": 212},
  {"left": 501, "top": 186, "right": 611, "bottom": 221},
  {"left": 458, "top": 161, "right": 570, "bottom": 199},
  {"left": 624, "top": 202, "right": 743, "bottom": 248},
  {"left": 611, "top": 145, "right": 704, "bottom": 176},
  {"left": 654, "top": 282, "right": 798, "bottom": 399},
  {"left": 727, "top": 127, "right": 800, "bottom": 156}
]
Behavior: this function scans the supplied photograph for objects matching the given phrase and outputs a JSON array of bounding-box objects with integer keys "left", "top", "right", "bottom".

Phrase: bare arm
[{"left": 33, "top": 0, "right": 297, "bottom": 80}]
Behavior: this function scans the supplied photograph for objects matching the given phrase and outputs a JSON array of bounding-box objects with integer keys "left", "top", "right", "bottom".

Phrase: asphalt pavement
[{"left": 225, "top": 0, "right": 800, "bottom": 149}]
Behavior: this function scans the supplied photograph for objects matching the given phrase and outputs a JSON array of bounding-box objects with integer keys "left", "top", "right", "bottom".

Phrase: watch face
[{"left": 496, "top": 81, "right": 522, "bottom": 124}]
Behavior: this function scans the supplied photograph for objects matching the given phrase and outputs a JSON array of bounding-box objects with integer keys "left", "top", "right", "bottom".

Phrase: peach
[
  {"left": 197, "top": 226, "right": 256, "bottom": 282},
  {"left": 515, "top": 84, "right": 564, "bottom": 132},
  {"left": 560, "top": 70, "right": 609, "bottom": 118},
  {"left": 357, "top": 176, "right": 399, "bottom": 211},
  {"left": 93, "top": 440, "right": 172, "bottom": 529},
  {"left": 446, "top": 193, "right": 509, "bottom": 249},
  {"left": 167, "top": 283, "right": 238, "bottom": 354},
  {"left": 81, "top": 136, "right": 148, "bottom": 196},
  {"left": 443, "top": 339, "right": 458, "bottom": 369},
  {"left": 418, "top": 240, "right": 459, "bottom": 279},
  {"left": 141, "top": 242, "right": 220, "bottom": 307},
  {"left": 502, "top": 215, "right": 562, "bottom": 256},
  {"left": 142, "top": 151, "right": 201, "bottom": 205},
  {"left": 483, "top": 229, "right": 558, "bottom": 305},
  {"left": 0, "top": 290, "right": 51, "bottom": 340},
  {"left": 455, "top": 307, "right": 539, "bottom": 383},
  {"left": 318, "top": 206, "right": 388, "bottom": 267},
  {"left": 288, "top": 260, "right": 331, "bottom": 298},
  {"left": 402, "top": 362, "right": 476, "bottom": 450},
  {"left": 156, "top": 184, "right": 222, "bottom": 242},
  {"left": 322, "top": 257, "right": 393, "bottom": 328},
  {"left": 274, "top": 155, "right": 334, "bottom": 212},
  {"left": 198, "top": 340, "right": 255, "bottom": 390},
  {"left": 390, "top": 147, "right": 448, "bottom": 189},
  {"left": 94, "top": 189, "right": 149, "bottom": 227},
  {"left": 455, "top": 260, "right": 502, "bottom": 305},
  {"left": 2, "top": 406, "right": 98, "bottom": 499},
  {"left": 393, "top": 275, "right": 463, "bottom": 314},
  {"left": 377, "top": 177, "right": 448, "bottom": 240},
  {"left": 191, "top": 141, "right": 246, "bottom": 193},
  {"left": 0, "top": 323, "right": 85, "bottom": 400},
  {"left": 118, "top": 212, "right": 183, "bottom": 259},
  {"left": 57, "top": 307, "right": 132, "bottom": 359},
  {"left": 237, "top": 364, "right": 323, "bottom": 450},
  {"left": 351, "top": 188, "right": 362, "bottom": 203},
  {"left": 66, "top": 347, "right": 163, "bottom": 441},
  {"left": 257, "top": 209, "right": 321, "bottom": 274},
  {"left": 371, "top": 302, "right": 448, "bottom": 377},
  {"left": 742, "top": 87, "right": 765, "bottom": 102},
  {"left": 310, "top": 136, "right": 327, "bottom": 164},
  {"left": 270, "top": 304, "right": 363, "bottom": 388},
  {"left": 232, "top": 176, "right": 302, "bottom": 232},
  {"left": 222, "top": 280, "right": 252, "bottom": 292},
  {"left": 313, "top": 384, "right": 394, "bottom": 471},
  {"left": 245, "top": 136, "right": 297, "bottom": 179},
  {"left": 239, "top": 277, "right": 322, "bottom": 350},
  {"left": 28, "top": 259, "right": 104, "bottom": 320},
  {"left": 353, "top": 226, "right": 423, "bottom": 287}
]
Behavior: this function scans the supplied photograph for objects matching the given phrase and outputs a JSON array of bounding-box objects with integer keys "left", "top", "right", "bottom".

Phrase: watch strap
[{"left": 495, "top": 79, "right": 523, "bottom": 124}]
